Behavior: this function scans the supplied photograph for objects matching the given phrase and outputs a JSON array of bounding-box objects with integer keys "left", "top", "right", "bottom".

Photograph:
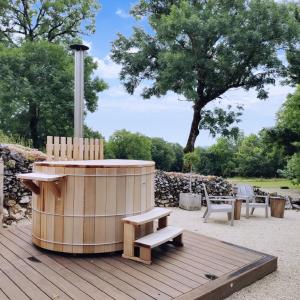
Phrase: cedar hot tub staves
[{"left": 18, "top": 159, "right": 156, "bottom": 254}]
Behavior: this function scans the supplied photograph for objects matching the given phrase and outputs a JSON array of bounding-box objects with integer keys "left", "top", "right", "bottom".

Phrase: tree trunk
[
  {"left": 29, "top": 102, "right": 39, "bottom": 148},
  {"left": 184, "top": 102, "right": 204, "bottom": 153}
]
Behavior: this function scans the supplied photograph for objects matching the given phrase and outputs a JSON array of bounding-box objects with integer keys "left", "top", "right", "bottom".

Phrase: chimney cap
[{"left": 70, "top": 44, "right": 89, "bottom": 51}]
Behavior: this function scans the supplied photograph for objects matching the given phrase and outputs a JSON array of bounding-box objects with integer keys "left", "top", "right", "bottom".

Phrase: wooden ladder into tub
[{"left": 122, "top": 207, "right": 183, "bottom": 264}]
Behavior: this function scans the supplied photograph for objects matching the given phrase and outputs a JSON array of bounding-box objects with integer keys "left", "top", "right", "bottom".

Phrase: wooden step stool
[{"left": 122, "top": 207, "right": 183, "bottom": 264}]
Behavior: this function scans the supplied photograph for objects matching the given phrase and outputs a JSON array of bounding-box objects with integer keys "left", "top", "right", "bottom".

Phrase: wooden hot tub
[{"left": 19, "top": 159, "right": 155, "bottom": 254}]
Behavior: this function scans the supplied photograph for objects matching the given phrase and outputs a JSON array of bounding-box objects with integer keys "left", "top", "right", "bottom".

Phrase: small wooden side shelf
[
  {"left": 122, "top": 207, "right": 183, "bottom": 264},
  {"left": 17, "top": 173, "right": 65, "bottom": 198}
]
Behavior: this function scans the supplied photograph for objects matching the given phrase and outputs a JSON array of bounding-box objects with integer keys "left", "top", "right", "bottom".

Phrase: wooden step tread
[
  {"left": 17, "top": 172, "right": 65, "bottom": 182},
  {"left": 135, "top": 226, "right": 183, "bottom": 248},
  {"left": 122, "top": 207, "right": 171, "bottom": 225}
]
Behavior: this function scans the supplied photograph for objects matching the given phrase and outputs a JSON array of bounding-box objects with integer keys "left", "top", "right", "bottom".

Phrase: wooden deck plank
[
  {"left": 0, "top": 255, "right": 50, "bottom": 300},
  {"left": 0, "top": 289, "right": 9, "bottom": 299},
  {"left": 116, "top": 257, "right": 192, "bottom": 293},
  {"left": 0, "top": 225, "right": 277, "bottom": 300},
  {"left": 168, "top": 244, "right": 233, "bottom": 273},
  {"left": 73, "top": 258, "right": 153, "bottom": 300},
  {"left": 5, "top": 228, "right": 111, "bottom": 300},
  {"left": 90, "top": 257, "right": 172, "bottom": 300},
  {"left": 181, "top": 238, "right": 245, "bottom": 268},
  {"left": 152, "top": 256, "right": 208, "bottom": 284},
  {"left": 104, "top": 257, "right": 182, "bottom": 298},
  {"left": 141, "top": 260, "right": 200, "bottom": 289},
  {"left": 176, "top": 240, "right": 241, "bottom": 270},
  {"left": 153, "top": 249, "right": 218, "bottom": 279},
  {"left": 36, "top": 255, "right": 104, "bottom": 300},
  {"left": 184, "top": 231, "right": 261, "bottom": 261},
  {"left": 50, "top": 256, "right": 123, "bottom": 300},
  {"left": 182, "top": 236, "right": 253, "bottom": 265},
  {"left": 0, "top": 231, "right": 90, "bottom": 299},
  {"left": 0, "top": 269, "right": 30, "bottom": 300},
  {"left": 155, "top": 246, "right": 227, "bottom": 277},
  {"left": 0, "top": 240, "right": 72, "bottom": 299}
]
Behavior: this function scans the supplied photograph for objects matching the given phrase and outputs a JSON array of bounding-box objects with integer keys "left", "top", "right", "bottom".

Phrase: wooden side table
[
  {"left": 234, "top": 199, "right": 243, "bottom": 220},
  {"left": 270, "top": 197, "right": 286, "bottom": 218}
]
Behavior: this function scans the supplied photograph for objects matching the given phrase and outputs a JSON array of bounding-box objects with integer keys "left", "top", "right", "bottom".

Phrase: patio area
[{"left": 0, "top": 221, "right": 276, "bottom": 299}]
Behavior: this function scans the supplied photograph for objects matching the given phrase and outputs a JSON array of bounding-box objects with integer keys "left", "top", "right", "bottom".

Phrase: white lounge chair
[
  {"left": 235, "top": 184, "right": 269, "bottom": 218},
  {"left": 202, "top": 183, "right": 236, "bottom": 226}
]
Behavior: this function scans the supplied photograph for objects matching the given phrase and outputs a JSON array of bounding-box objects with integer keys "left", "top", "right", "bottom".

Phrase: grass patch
[{"left": 228, "top": 177, "right": 300, "bottom": 189}]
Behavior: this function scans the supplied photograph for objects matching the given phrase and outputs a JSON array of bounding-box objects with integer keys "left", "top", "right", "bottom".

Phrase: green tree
[
  {"left": 106, "top": 129, "right": 152, "bottom": 160},
  {"left": 265, "top": 85, "right": 300, "bottom": 156},
  {"left": 0, "top": 41, "right": 107, "bottom": 148},
  {"left": 183, "top": 151, "right": 199, "bottom": 172},
  {"left": 83, "top": 125, "right": 104, "bottom": 139},
  {"left": 286, "top": 49, "right": 300, "bottom": 84},
  {"left": 284, "top": 153, "right": 300, "bottom": 184},
  {"left": 150, "top": 137, "right": 175, "bottom": 171},
  {"left": 277, "top": 86, "right": 300, "bottom": 135},
  {"left": 112, "top": 0, "right": 299, "bottom": 152},
  {"left": 235, "top": 133, "right": 284, "bottom": 178},
  {"left": 193, "top": 137, "right": 239, "bottom": 177},
  {"left": 286, "top": 5, "right": 300, "bottom": 85},
  {"left": 0, "top": 0, "right": 99, "bottom": 45},
  {"left": 169, "top": 143, "right": 184, "bottom": 172}
]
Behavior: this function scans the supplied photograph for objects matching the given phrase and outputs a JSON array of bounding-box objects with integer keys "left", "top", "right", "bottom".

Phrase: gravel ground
[{"left": 169, "top": 207, "right": 300, "bottom": 300}]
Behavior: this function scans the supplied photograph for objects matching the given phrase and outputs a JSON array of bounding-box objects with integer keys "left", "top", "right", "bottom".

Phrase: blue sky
[{"left": 84, "top": 0, "right": 295, "bottom": 147}]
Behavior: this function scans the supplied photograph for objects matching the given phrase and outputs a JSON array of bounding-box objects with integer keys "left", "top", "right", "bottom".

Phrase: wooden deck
[{"left": 0, "top": 225, "right": 277, "bottom": 300}]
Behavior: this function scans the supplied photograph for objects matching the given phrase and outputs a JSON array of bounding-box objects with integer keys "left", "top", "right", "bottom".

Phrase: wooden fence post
[{"left": 0, "top": 158, "right": 4, "bottom": 225}]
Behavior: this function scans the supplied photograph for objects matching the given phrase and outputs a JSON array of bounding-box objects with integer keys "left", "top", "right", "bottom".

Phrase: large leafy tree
[
  {"left": 0, "top": 42, "right": 107, "bottom": 148},
  {"left": 0, "top": 0, "right": 99, "bottom": 45},
  {"left": 112, "top": 0, "right": 300, "bottom": 152}
]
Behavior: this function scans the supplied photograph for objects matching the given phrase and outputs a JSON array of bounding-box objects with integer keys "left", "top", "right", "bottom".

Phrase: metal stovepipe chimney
[{"left": 70, "top": 44, "right": 89, "bottom": 138}]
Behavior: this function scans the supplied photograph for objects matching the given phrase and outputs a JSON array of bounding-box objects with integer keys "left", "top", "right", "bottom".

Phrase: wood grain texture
[
  {"left": 47, "top": 136, "right": 104, "bottom": 161},
  {"left": 83, "top": 167, "right": 96, "bottom": 253},
  {"left": 30, "top": 160, "right": 155, "bottom": 254}
]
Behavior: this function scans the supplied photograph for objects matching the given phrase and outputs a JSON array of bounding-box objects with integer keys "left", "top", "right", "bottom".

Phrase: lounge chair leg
[
  {"left": 265, "top": 206, "right": 268, "bottom": 218},
  {"left": 227, "top": 212, "right": 232, "bottom": 221},
  {"left": 246, "top": 201, "right": 249, "bottom": 218},
  {"left": 204, "top": 212, "right": 210, "bottom": 223},
  {"left": 251, "top": 208, "right": 255, "bottom": 215},
  {"left": 230, "top": 205, "right": 234, "bottom": 226},
  {"left": 203, "top": 208, "right": 208, "bottom": 218}
]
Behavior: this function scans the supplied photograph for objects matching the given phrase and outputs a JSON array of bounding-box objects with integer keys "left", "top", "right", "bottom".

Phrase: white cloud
[
  {"left": 116, "top": 8, "right": 130, "bottom": 18},
  {"left": 97, "top": 84, "right": 192, "bottom": 113},
  {"left": 208, "top": 82, "right": 294, "bottom": 110},
  {"left": 94, "top": 55, "right": 122, "bottom": 79}
]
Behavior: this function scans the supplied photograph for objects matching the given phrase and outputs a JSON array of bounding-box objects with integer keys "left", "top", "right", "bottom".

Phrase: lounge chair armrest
[
  {"left": 209, "top": 196, "right": 235, "bottom": 199},
  {"left": 209, "top": 198, "right": 236, "bottom": 203}
]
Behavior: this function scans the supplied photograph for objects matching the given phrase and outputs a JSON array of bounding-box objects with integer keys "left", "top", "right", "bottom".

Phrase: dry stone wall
[
  {"left": 0, "top": 144, "right": 47, "bottom": 224},
  {"left": 155, "top": 170, "right": 232, "bottom": 207}
]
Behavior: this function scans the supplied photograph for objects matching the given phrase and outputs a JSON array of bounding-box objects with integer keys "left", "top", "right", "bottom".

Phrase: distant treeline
[{"left": 103, "top": 129, "right": 283, "bottom": 178}]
